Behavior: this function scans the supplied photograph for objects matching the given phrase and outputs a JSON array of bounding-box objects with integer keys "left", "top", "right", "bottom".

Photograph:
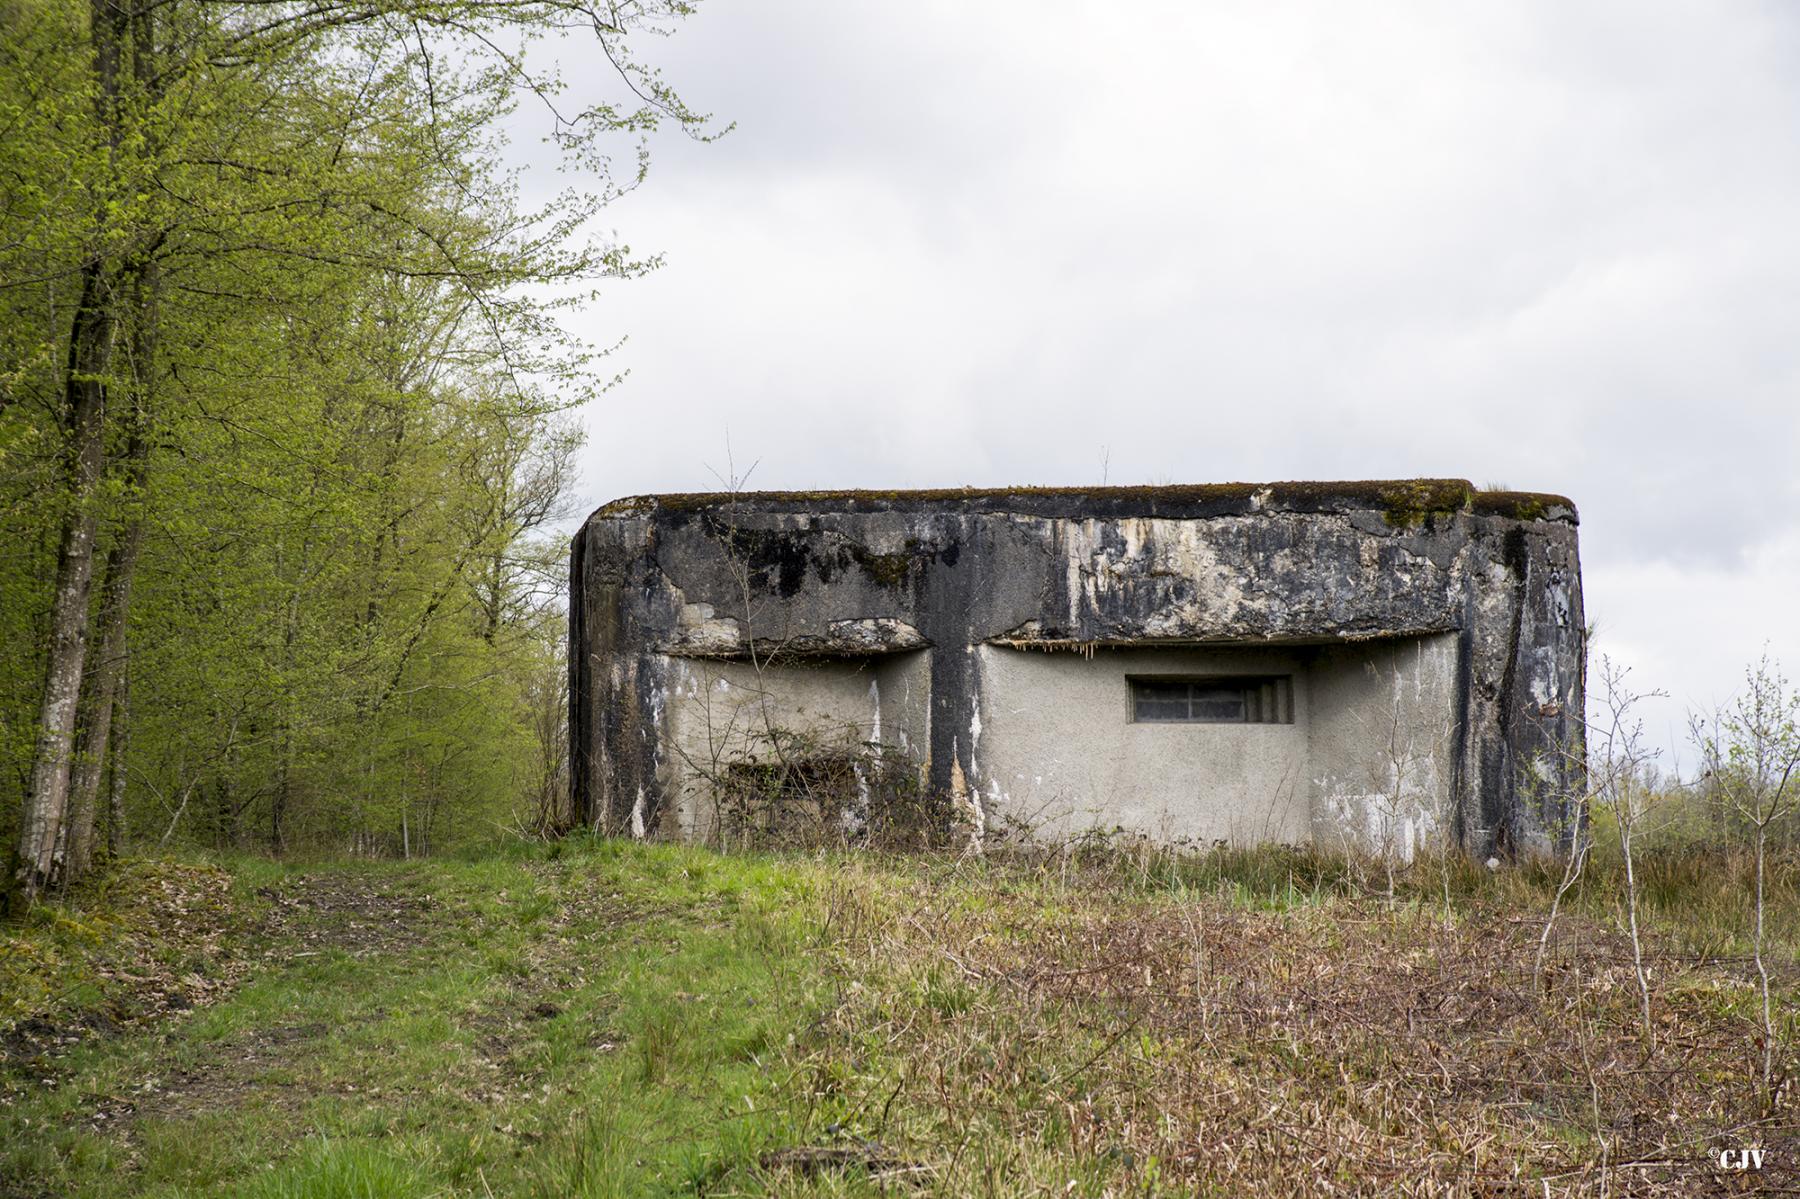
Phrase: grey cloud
[{"left": 516, "top": 1, "right": 1800, "bottom": 752}]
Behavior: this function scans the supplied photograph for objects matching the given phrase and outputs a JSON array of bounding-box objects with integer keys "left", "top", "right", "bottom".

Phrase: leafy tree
[{"left": 1, "top": 0, "right": 717, "bottom": 903}]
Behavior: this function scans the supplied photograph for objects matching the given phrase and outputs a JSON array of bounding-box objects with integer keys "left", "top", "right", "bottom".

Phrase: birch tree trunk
[
  {"left": 65, "top": 275, "right": 154, "bottom": 878},
  {"left": 9, "top": 0, "right": 134, "bottom": 906},
  {"left": 65, "top": 501, "right": 146, "bottom": 875},
  {"left": 13, "top": 268, "right": 117, "bottom": 903}
]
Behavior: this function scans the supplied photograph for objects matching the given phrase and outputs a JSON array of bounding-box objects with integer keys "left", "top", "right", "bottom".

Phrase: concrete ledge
[{"left": 595, "top": 478, "right": 1577, "bottom": 526}]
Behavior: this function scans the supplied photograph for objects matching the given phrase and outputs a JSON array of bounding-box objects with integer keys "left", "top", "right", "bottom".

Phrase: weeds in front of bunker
[
  {"left": 5, "top": 836, "right": 1796, "bottom": 1196},
  {"left": 767, "top": 843, "right": 1797, "bottom": 1196}
]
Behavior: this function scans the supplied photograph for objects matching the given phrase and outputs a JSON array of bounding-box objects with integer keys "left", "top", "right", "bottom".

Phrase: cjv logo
[{"left": 1717, "top": 1147, "right": 1767, "bottom": 1171}]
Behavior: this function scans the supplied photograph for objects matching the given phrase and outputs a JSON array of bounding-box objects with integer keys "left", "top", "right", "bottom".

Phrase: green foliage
[{"left": 0, "top": 0, "right": 716, "bottom": 865}]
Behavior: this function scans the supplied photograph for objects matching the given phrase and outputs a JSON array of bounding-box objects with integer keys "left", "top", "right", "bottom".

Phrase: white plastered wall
[
  {"left": 970, "top": 645, "right": 1314, "bottom": 846},
  {"left": 972, "top": 636, "right": 1460, "bottom": 852}
]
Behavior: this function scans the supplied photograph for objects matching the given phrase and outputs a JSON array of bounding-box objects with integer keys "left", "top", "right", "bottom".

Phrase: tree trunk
[
  {"left": 12, "top": 267, "right": 117, "bottom": 904},
  {"left": 272, "top": 561, "right": 298, "bottom": 855},
  {"left": 272, "top": 740, "right": 290, "bottom": 854},
  {"left": 65, "top": 394, "right": 150, "bottom": 876},
  {"left": 65, "top": 513, "right": 146, "bottom": 876},
  {"left": 106, "top": 657, "right": 129, "bottom": 857},
  {"left": 9, "top": 0, "right": 132, "bottom": 907},
  {"left": 68, "top": 250, "right": 158, "bottom": 874}
]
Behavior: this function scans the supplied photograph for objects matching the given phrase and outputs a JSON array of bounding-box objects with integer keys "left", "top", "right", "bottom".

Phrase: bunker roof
[{"left": 591, "top": 478, "right": 1576, "bottom": 527}]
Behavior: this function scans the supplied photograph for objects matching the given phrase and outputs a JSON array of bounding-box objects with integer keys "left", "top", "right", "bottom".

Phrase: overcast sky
[{"left": 524, "top": 1, "right": 1800, "bottom": 763}]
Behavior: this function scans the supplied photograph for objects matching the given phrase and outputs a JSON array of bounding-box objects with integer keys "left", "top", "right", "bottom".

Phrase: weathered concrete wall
[
  {"left": 569, "top": 480, "right": 1584, "bottom": 857},
  {"left": 974, "top": 645, "right": 1313, "bottom": 845},
  {"left": 1308, "top": 634, "right": 1460, "bottom": 859}
]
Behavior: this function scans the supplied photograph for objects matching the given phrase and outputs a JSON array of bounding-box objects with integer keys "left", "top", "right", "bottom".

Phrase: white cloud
[
  {"left": 1588, "top": 529, "right": 1800, "bottom": 768},
  {"left": 523, "top": 0, "right": 1800, "bottom": 752}
]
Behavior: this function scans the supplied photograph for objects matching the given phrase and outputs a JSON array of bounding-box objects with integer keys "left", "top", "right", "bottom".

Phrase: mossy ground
[{"left": 0, "top": 838, "right": 1792, "bottom": 1197}]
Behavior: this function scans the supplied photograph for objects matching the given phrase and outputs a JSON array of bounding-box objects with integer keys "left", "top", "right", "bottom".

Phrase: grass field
[{"left": 1, "top": 837, "right": 1795, "bottom": 1196}]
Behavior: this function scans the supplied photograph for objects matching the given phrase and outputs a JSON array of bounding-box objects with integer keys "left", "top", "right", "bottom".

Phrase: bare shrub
[
  {"left": 1587, "top": 655, "right": 1663, "bottom": 1040},
  {"left": 707, "top": 725, "right": 960, "bottom": 853},
  {"left": 1692, "top": 651, "right": 1800, "bottom": 1104}
]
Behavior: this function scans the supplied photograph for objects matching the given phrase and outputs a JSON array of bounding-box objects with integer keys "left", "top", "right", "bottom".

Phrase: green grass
[
  {"left": 2, "top": 841, "right": 846, "bottom": 1197},
  {"left": 2, "top": 837, "right": 1796, "bottom": 1196}
]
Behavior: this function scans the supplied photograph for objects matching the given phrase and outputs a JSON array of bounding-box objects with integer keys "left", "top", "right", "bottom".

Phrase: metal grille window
[{"left": 1129, "top": 676, "right": 1293, "bottom": 724}]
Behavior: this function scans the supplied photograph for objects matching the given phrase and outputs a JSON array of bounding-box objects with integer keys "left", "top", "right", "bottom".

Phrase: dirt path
[
  {"left": 252, "top": 871, "right": 443, "bottom": 958},
  {"left": 4, "top": 866, "right": 465, "bottom": 1138}
]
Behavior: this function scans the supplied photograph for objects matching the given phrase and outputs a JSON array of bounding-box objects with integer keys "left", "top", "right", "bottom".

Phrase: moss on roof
[{"left": 593, "top": 478, "right": 1576, "bottom": 526}]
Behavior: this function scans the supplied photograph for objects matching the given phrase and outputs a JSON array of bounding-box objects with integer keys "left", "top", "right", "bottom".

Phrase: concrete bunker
[{"left": 569, "top": 480, "right": 1584, "bottom": 858}]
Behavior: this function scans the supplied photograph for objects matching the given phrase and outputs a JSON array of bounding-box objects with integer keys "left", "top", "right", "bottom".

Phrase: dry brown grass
[{"left": 780, "top": 853, "right": 1797, "bottom": 1197}]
